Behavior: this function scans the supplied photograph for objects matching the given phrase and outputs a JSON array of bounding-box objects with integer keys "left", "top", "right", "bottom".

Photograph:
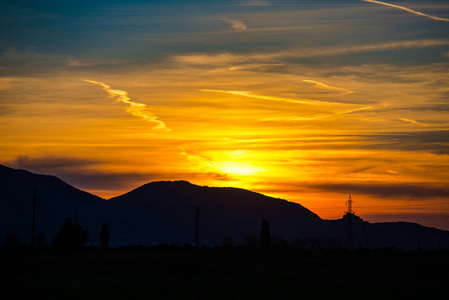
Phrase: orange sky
[{"left": 1, "top": 0, "right": 449, "bottom": 229}]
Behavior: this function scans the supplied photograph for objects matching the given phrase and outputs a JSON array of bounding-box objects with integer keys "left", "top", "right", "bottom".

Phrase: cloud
[
  {"left": 352, "top": 130, "right": 449, "bottom": 154},
  {"left": 228, "top": 63, "right": 284, "bottom": 71},
  {"left": 199, "top": 89, "right": 348, "bottom": 106},
  {"left": 178, "top": 146, "right": 236, "bottom": 181},
  {"left": 173, "top": 53, "right": 242, "bottom": 65},
  {"left": 178, "top": 146, "right": 215, "bottom": 168},
  {"left": 362, "top": 0, "right": 449, "bottom": 22},
  {"left": 222, "top": 19, "right": 248, "bottom": 32},
  {"left": 84, "top": 80, "right": 170, "bottom": 131},
  {"left": 13, "top": 155, "right": 153, "bottom": 194},
  {"left": 239, "top": 0, "right": 271, "bottom": 6},
  {"left": 173, "top": 39, "right": 449, "bottom": 67},
  {"left": 303, "top": 80, "right": 354, "bottom": 95},
  {"left": 307, "top": 182, "right": 449, "bottom": 199},
  {"left": 287, "top": 39, "right": 449, "bottom": 58},
  {"left": 399, "top": 118, "right": 429, "bottom": 127},
  {"left": 16, "top": 155, "right": 97, "bottom": 170},
  {"left": 387, "top": 170, "right": 399, "bottom": 174}
]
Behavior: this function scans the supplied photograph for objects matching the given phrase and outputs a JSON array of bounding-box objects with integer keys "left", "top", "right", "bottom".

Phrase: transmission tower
[
  {"left": 344, "top": 194, "right": 354, "bottom": 250},
  {"left": 346, "top": 194, "right": 354, "bottom": 215}
]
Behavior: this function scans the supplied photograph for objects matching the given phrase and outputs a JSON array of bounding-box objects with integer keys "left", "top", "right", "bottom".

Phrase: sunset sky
[{"left": 1, "top": 0, "right": 449, "bottom": 229}]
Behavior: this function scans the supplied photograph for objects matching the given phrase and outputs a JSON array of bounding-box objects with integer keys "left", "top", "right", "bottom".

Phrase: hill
[
  {"left": 1, "top": 164, "right": 448, "bottom": 249},
  {"left": 106, "top": 180, "right": 323, "bottom": 245},
  {"left": 0, "top": 164, "right": 105, "bottom": 245}
]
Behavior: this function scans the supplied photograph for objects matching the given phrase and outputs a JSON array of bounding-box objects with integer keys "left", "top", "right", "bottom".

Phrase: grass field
[{"left": 1, "top": 247, "right": 448, "bottom": 299}]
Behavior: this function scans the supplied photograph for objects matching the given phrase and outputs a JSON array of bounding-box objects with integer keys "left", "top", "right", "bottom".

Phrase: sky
[{"left": 1, "top": 0, "right": 449, "bottom": 229}]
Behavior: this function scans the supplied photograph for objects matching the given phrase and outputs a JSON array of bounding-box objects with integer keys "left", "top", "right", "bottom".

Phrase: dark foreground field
[{"left": 1, "top": 247, "right": 448, "bottom": 300}]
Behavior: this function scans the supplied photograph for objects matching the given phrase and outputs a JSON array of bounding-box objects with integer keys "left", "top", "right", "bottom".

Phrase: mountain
[
  {"left": 0, "top": 164, "right": 106, "bottom": 245},
  {"left": 1, "top": 164, "right": 448, "bottom": 249},
  {"left": 106, "top": 180, "right": 323, "bottom": 245},
  {"left": 319, "top": 214, "right": 449, "bottom": 250}
]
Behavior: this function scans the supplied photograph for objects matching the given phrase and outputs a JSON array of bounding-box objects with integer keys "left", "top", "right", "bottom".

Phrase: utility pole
[
  {"left": 195, "top": 206, "right": 204, "bottom": 250},
  {"left": 195, "top": 206, "right": 200, "bottom": 249},
  {"left": 31, "top": 187, "right": 37, "bottom": 247}
]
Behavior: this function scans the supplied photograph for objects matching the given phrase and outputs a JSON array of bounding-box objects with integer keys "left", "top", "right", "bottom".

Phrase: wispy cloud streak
[
  {"left": 362, "top": 0, "right": 449, "bottom": 22},
  {"left": 199, "top": 89, "right": 347, "bottom": 106},
  {"left": 222, "top": 19, "right": 248, "bottom": 32},
  {"left": 303, "top": 80, "right": 354, "bottom": 95},
  {"left": 84, "top": 80, "right": 170, "bottom": 131},
  {"left": 239, "top": 0, "right": 271, "bottom": 6},
  {"left": 175, "top": 39, "right": 449, "bottom": 66},
  {"left": 399, "top": 118, "right": 429, "bottom": 127}
]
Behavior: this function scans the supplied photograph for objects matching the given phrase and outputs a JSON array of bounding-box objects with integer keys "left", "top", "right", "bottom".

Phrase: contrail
[
  {"left": 199, "top": 89, "right": 346, "bottom": 106},
  {"left": 362, "top": 0, "right": 449, "bottom": 22},
  {"left": 399, "top": 118, "right": 429, "bottom": 127},
  {"left": 84, "top": 80, "right": 170, "bottom": 131},
  {"left": 302, "top": 80, "right": 354, "bottom": 95}
]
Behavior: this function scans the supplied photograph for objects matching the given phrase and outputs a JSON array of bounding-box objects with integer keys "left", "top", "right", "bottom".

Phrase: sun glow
[
  {"left": 215, "top": 161, "right": 266, "bottom": 176},
  {"left": 2, "top": 0, "right": 449, "bottom": 230}
]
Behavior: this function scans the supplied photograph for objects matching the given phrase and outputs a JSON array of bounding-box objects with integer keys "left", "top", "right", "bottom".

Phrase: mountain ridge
[
  {"left": 1, "top": 164, "right": 448, "bottom": 249},
  {"left": 109, "top": 179, "right": 320, "bottom": 219}
]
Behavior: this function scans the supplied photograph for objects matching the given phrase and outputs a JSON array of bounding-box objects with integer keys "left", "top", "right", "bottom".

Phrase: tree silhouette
[
  {"left": 5, "top": 233, "right": 20, "bottom": 247},
  {"left": 221, "top": 236, "right": 234, "bottom": 248},
  {"left": 271, "top": 235, "right": 287, "bottom": 249},
  {"left": 35, "top": 233, "right": 47, "bottom": 247},
  {"left": 53, "top": 218, "right": 89, "bottom": 254},
  {"left": 100, "top": 223, "right": 110, "bottom": 249},
  {"left": 243, "top": 235, "right": 258, "bottom": 248},
  {"left": 260, "top": 219, "right": 270, "bottom": 251}
]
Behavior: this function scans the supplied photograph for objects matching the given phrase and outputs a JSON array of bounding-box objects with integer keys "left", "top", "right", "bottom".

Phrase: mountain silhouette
[
  {"left": 0, "top": 164, "right": 105, "bottom": 245},
  {"left": 1, "top": 164, "right": 448, "bottom": 249},
  {"left": 106, "top": 180, "right": 322, "bottom": 245}
]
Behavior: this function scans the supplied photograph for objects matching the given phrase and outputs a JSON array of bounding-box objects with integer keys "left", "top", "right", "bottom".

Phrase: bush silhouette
[
  {"left": 35, "top": 233, "right": 47, "bottom": 247},
  {"left": 270, "top": 235, "right": 287, "bottom": 249},
  {"left": 53, "top": 218, "right": 89, "bottom": 253},
  {"left": 5, "top": 233, "right": 21, "bottom": 247},
  {"left": 221, "top": 236, "right": 234, "bottom": 248},
  {"left": 243, "top": 235, "right": 258, "bottom": 248}
]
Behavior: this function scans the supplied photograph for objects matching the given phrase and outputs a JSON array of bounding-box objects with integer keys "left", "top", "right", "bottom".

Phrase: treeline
[
  {"left": 4, "top": 218, "right": 443, "bottom": 254},
  {"left": 3, "top": 217, "right": 108, "bottom": 254},
  {"left": 3, "top": 218, "right": 345, "bottom": 253}
]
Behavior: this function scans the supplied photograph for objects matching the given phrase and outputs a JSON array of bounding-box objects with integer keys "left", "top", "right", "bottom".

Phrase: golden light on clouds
[
  {"left": 1, "top": 0, "right": 449, "bottom": 229},
  {"left": 199, "top": 89, "right": 349, "bottom": 106},
  {"left": 302, "top": 80, "right": 354, "bottom": 95}
]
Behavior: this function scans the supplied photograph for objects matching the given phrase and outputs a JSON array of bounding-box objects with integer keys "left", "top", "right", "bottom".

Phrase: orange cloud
[
  {"left": 399, "top": 118, "right": 429, "bottom": 127},
  {"left": 199, "top": 89, "right": 347, "bottom": 106},
  {"left": 303, "top": 80, "right": 354, "bottom": 95}
]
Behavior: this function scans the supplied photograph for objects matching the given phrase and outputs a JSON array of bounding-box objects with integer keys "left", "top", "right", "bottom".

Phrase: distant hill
[
  {"left": 0, "top": 164, "right": 105, "bottom": 245},
  {"left": 320, "top": 214, "right": 449, "bottom": 250},
  {"left": 1, "top": 164, "right": 448, "bottom": 249}
]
